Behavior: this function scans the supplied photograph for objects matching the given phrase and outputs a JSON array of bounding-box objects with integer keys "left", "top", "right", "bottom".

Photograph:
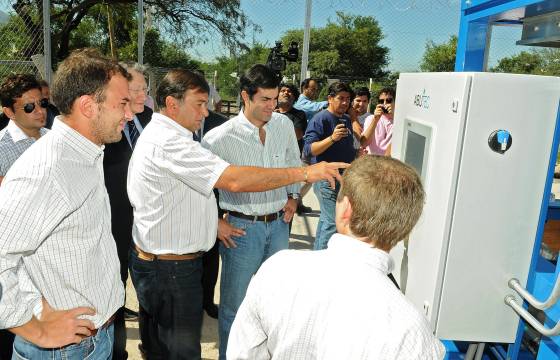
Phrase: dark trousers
[
  {"left": 0, "top": 330, "right": 14, "bottom": 359},
  {"left": 202, "top": 241, "right": 219, "bottom": 307},
  {"left": 113, "top": 232, "right": 133, "bottom": 359},
  {"left": 129, "top": 248, "right": 203, "bottom": 360}
]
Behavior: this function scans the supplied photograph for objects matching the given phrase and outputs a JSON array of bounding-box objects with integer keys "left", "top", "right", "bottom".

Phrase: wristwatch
[{"left": 288, "top": 193, "right": 300, "bottom": 200}]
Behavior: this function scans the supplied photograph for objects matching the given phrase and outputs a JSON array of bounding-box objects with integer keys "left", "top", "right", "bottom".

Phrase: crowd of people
[{"left": 0, "top": 48, "right": 444, "bottom": 360}]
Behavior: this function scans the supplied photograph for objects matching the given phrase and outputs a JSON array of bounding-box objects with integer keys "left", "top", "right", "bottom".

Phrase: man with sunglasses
[
  {"left": 360, "top": 87, "right": 396, "bottom": 156},
  {"left": 0, "top": 74, "right": 48, "bottom": 186}
]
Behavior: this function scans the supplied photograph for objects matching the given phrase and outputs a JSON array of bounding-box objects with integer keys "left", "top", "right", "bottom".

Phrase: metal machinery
[{"left": 446, "top": 0, "right": 560, "bottom": 358}]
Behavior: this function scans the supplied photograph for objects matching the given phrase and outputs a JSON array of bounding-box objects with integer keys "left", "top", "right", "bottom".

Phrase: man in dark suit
[
  {"left": 195, "top": 110, "right": 229, "bottom": 319},
  {"left": 103, "top": 62, "right": 152, "bottom": 359}
]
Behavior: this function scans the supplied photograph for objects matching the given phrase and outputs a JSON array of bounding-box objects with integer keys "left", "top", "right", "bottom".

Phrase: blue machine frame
[{"left": 455, "top": 1, "right": 560, "bottom": 359}]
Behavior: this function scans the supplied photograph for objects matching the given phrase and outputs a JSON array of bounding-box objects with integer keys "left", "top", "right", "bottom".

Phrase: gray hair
[{"left": 119, "top": 61, "right": 148, "bottom": 77}]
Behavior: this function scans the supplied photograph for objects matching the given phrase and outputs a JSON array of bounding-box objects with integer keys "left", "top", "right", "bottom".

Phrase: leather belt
[
  {"left": 228, "top": 210, "right": 283, "bottom": 223},
  {"left": 90, "top": 313, "right": 116, "bottom": 337},
  {"left": 134, "top": 244, "right": 204, "bottom": 261}
]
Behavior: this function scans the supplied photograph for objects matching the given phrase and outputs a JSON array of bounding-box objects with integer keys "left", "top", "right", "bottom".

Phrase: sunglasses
[
  {"left": 378, "top": 98, "right": 393, "bottom": 104},
  {"left": 20, "top": 98, "right": 49, "bottom": 114}
]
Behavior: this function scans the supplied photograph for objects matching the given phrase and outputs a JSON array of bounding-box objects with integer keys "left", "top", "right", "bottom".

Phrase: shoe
[
  {"left": 204, "top": 303, "right": 219, "bottom": 319},
  {"left": 296, "top": 204, "right": 312, "bottom": 214},
  {"left": 124, "top": 307, "right": 139, "bottom": 322}
]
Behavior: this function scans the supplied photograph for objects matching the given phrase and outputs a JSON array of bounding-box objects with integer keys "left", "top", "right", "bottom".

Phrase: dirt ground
[{"left": 124, "top": 190, "right": 321, "bottom": 360}]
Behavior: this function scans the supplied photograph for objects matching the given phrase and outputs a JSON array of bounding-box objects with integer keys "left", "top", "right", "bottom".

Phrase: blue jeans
[
  {"left": 129, "top": 247, "right": 203, "bottom": 360},
  {"left": 313, "top": 180, "right": 340, "bottom": 250},
  {"left": 218, "top": 215, "right": 289, "bottom": 360},
  {"left": 12, "top": 324, "right": 113, "bottom": 360}
]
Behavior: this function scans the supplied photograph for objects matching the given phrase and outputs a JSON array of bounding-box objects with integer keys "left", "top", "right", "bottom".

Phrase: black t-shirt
[{"left": 279, "top": 107, "right": 307, "bottom": 152}]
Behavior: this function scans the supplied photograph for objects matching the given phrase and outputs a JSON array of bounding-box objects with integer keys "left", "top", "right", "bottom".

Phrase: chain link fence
[
  {"left": 0, "top": 0, "right": 539, "bottom": 109},
  {"left": 0, "top": 0, "right": 47, "bottom": 83}
]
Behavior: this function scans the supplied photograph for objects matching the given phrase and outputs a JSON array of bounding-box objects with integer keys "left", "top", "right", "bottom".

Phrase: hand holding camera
[{"left": 331, "top": 122, "right": 349, "bottom": 142}]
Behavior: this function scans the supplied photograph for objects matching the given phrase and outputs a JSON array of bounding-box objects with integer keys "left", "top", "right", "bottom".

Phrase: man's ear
[
  {"left": 2, "top": 107, "right": 15, "bottom": 120},
  {"left": 164, "top": 96, "right": 179, "bottom": 115},
  {"left": 341, "top": 196, "right": 353, "bottom": 224},
  {"left": 76, "top": 95, "right": 97, "bottom": 118},
  {"left": 240, "top": 90, "right": 249, "bottom": 106}
]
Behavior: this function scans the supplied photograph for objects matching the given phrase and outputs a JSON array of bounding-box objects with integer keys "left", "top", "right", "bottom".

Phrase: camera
[{"left": 266, "top": 41, "right": 299, "bottom": 78}]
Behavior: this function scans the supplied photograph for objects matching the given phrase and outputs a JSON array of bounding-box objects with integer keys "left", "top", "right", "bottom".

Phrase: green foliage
[
  {"left": 491, "top": 49, "right": 560, "bottom": 76},
  {"left": 204, "top": 43, "right": 270, "bottom": 99},
  {"left": 419, "top": 35, "right": 457, "bottom": 72},
  {"left": 281, "top": 12, "right": 389, "bottom": 81}
]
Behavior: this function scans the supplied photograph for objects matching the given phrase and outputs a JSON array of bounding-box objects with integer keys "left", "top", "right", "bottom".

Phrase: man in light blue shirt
[{"left": 294, "top": 78, "right": 328, "bottom": 121}]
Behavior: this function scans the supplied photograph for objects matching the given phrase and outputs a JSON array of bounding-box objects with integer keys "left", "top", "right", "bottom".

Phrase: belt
[
  {"left": 90, "top": 313, "right": 116, "bottom": 337},
  {"left": 228, "top": 210, "right": 283, "bottom": 223},
  {"left": 134, "top": 244, "right": 204, "bottom": 261}
]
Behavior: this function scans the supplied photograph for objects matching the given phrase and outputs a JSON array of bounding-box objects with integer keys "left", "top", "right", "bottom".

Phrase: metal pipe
[
  {"left": 137, "top": 0, "right": 144, "bottom": 64},
  {"left": 299, "top": 0, "right": 312, "bottom": 83},
  {"left": 509, "top": 277, "right": 560, "bottom": 310},
  {"left": 505, "top": 295, "right": 560, "bottom": 336},
  {"left": 474, "top": 343, "right": 485, "bottom": 360},
  {"left": 465, "top": 343, "right": 477, "bottom": 360},
  {"left": 42, "top": 0, "right": 51, "bottom": 83}
]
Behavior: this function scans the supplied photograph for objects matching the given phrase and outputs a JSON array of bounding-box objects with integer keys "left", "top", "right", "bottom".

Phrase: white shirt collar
[
  {"left": 6, "top": 120, "right": 47, "bottom": 143},
  {"left": 327, "top": 233, "right": 394, "bottom": 274},
  {"left": 152, "top": 112, "right": 194, "bottom": 139},
  {"left": 52, "top": 117, "right": 104, "bottom": 165}
]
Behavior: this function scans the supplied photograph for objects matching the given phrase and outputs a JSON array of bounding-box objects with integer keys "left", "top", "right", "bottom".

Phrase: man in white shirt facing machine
[
  {"left": 228, "top": 155, "right": 446, "bottom": 360},
  {"left": 127, "top": 68, "right": 348, "bottom": 360}
]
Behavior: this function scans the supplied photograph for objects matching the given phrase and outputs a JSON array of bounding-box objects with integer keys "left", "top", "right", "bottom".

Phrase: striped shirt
[
  {"left": 0, "top": 118, "right": 124, "bottom": 329},
  {"left": 228, "top": 234, "right": 446, "bottom": 360},
  {"left": 0, "top": 120, "right": 48, "bottom": 176},
  {"left": 127, "top": 112, "right": 230, "bottom": 254},
  {"left": 201, "top": 111, "right": 301, "bottom": 215}
]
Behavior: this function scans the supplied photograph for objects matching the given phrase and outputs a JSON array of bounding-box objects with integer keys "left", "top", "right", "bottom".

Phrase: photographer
[
  {"left": 303, "top": 81, "right": 356, "bottom": 250},
  {"left": 360, "top": 87, "right": 395, "bottom": 156}
]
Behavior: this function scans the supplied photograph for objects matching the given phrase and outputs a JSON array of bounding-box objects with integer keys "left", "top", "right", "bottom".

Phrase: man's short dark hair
[
  {"left": 327, "top": 82, "right": 353, "bottom": 97},
  {"left": 156, "top": 69, "right": 209, "bottom": 109},
  {"left": 239, "top": 64, "right": 280, "bottom": 101},
  {"left": 51, "top": 48, "right": 131, "bottom": 116},
  {"left": 279, "top": 83, "right": 300, "bottom": 101},
  {"left": 355, "top": 87, "right": 371, "bottom": 101},
  {"left": 0, "top": 74, "right": 42, "bottom": 109},
  {"left": 300, "top": 78, "right": 318, "bottom": 92},
  {"left": 378, "top": 87, "right": 396, "bottom": 99}
]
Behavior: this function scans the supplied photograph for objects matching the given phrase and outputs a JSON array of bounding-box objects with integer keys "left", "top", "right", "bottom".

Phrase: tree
[
  {"left": 280, "top": 12, "right": 389, "bottom": 81},
  {"left": 491, "top": 49, "right": 560, "bottom": 76},
  {"left": 9, "top": 0, "right": 252, "bottom": 63},
  {"left": 419, "top": 35, "right": 457, "bottom": 72}
]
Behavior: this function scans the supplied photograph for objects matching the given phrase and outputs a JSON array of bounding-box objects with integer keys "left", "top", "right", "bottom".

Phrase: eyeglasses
[
  {"left": 378, "top": 98, "right": 393, "bottom": 104},
  {"left": 20, "top": 98, "right": 49, "bottom": 113},
  {"left": 129, "top": 87, "right": 148, "bottom": 94}
]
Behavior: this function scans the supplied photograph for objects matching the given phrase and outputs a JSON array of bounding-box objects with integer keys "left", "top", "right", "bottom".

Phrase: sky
[
  {"left": 189, "top": 0, "right": 465, "bottom": 71},
  {"left": 0, "top": 0, "right": 526, "bottom": 72}
]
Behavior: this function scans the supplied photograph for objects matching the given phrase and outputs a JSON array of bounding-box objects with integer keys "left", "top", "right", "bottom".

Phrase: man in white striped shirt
[
  {"left": 201, "top": 64, "right": 302, "bottom": 359},
  {"left": 0, "top": 49, "right": 133, "bottom": 359},
  {"left": 127, "top": 69, "right": 348, "bottom": 360},
  {"left": 228, "top": 155, "right": 446, "bottom": 360}
]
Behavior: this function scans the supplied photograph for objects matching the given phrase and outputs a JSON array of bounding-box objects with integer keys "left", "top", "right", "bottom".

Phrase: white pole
[{"left": 299, "top": 0, "right": 312, "bottom": 84}]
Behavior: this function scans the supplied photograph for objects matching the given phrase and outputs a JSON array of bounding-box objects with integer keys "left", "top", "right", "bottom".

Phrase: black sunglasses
[
  {"left": 21, "top": 98, "right": 49, "bottom": 114},
  {"left": 378, "top": 98, "right": 393, "bottom": 104}
]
